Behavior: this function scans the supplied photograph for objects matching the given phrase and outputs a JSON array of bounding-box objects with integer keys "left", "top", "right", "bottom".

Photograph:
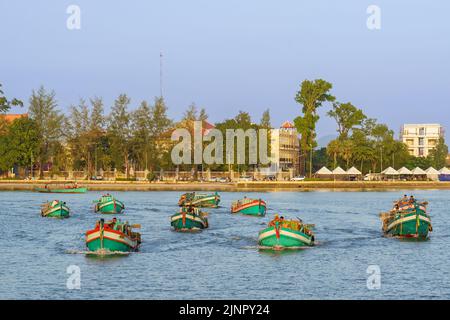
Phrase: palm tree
[{"left": 326, "top": 139, "right": 341, "bottom": 169}]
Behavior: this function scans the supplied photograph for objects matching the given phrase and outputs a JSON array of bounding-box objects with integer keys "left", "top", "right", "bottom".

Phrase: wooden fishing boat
[
  {"left": 380, "top": 198, "right": 432, "bottom": 238},
  {"left": 231, "top": 197, "right": 266, "bottom": 216},
  {"left": 41, "top": 200, "right": 70, "bottom": 218},
  {"left": 178, "top": 192, "right": 220, "bottom": 208},
  {"left": 85, "top": 218, "right": 141, "bottom": 252},
  {"left": 171, "top": 207, "right": 209, "bottom": 231},
  {"left": 93, "top": 194, "right": 124, "bottom": 214},
  {"left": 35, "top": 182, "right": 87, "bottom": 193},
  {"left": 258, "top": 215, "right": 314, "bottom": 248}
]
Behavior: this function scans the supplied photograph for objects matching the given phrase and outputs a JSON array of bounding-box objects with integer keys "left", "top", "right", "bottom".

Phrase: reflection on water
[{"left": 0, "top": 190, "right": 449, "bottom": 299}]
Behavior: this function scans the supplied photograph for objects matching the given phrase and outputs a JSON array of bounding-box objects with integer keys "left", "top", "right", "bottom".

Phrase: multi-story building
[
  {"left": 400, "top": 124, "right": 444, "bottom": 157},
  {"left": 270, "top": 121, "right": 301, "bottom": 175}
]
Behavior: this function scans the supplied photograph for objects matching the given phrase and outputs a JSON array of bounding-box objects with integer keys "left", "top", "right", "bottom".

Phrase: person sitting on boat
[
  {"left": 108, "top": 217, "right": 118, "bottom": 230},
  {"left": 409, "top": 195, "right": 415, "bottom": 204},
  {"left": 269, "top": 214, "right": 283, "bottom": 229}
]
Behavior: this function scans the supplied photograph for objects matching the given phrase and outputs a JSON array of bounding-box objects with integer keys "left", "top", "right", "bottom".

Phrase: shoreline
[{"left": 1, "top": 180, "right": 450, "bottom": 192}]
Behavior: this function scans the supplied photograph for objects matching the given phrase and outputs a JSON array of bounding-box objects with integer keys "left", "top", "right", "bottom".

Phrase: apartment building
[
  {"left": 270, "top": 121, "right": 301, "bottom": 175},
  {"left": 400, "top": 124, "right": 444, "bottom": 157}
]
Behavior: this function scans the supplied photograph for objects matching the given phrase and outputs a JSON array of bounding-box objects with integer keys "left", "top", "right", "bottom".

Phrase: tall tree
[
  {"left": 28, "top": 86, "right": 64, "bottom": 178},
  {"left": 294, "top": 79, "right": 335, "bottom": 177},
  {"left": 327, "top": 102, "right": 366, "bottom": 140},
  {"left": 428, "top": 137, "right": 449, "bottom": 168},
  {"left": 260, "top": 109, "right": 271, "bottom": 128},
  {"left": 108, "top": 94, "right": 132, "bottom": 178},
  {"left": 130, "top": 100, "right": 154, "bottom": 170}
]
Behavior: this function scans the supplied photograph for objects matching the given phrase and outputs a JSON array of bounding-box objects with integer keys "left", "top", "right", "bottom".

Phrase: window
[
  {"left": 418, "top": 138, "right": 424, "bottom": 146},
  {"left": 419, "top": 148, "right": 424, "bottom": 157},
  {"left": 419, "top": 127, "right": 425, "bottom": 135}
]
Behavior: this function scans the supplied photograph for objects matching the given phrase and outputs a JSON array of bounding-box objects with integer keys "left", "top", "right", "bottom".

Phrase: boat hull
[
  {"left": 258, "top": 226, "right": 314, "bottom": 248},
  {"left": 42, "top": 204, "right": 70, "bottom": 218},
  {"left": 95, "top": 200, "right": 124, "bottom": 214},
  {"left": 35, "top": 187, "right": 87, "bottom": 194},
  {"left": 86, "top": 229, "right": 139, "bottom": 252},
  {"left": 231, "top": 200, "right": 266, "bottom": 216},
  {"left": 384, "top": 210, "right": 431, "bottom": 238},
  {"left": 171, "top": 212, "right": 208, "bottom": 231},
  {"left": 178, "top": 193, "right": 220, "bottom": 208}
]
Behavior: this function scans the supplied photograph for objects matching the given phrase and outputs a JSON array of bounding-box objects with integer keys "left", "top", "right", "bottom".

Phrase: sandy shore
[{"left": 1, "top": 180, "right": 450, "bottom": 191}]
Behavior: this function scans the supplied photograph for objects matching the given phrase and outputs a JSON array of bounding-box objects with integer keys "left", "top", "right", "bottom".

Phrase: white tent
[
  {"left": 315, "top": 166, "right": 332, "bottom": 175},
  {"left": 397, "top": 167, "right": 412, "bottom": 175},
  {"left": 426, "top": 167, "right": 440, "bottom": 181},
  {"left": 411, "top": 167, "right": 426, "bottom": 175},
  {"left": 381, "top": 167, "right": 399, "bottom": 175},
  {"left": 439, "top": 167, "right": 450, "bottom": 174},
  {"left": 346, "top": 167, "right": 362, "bottom": 175},
  {"left": 425, "top": 167, "right": 440, "bottom": 174},
  {"left": 332, "top": 167, "right": 347, "bottom": 175}
]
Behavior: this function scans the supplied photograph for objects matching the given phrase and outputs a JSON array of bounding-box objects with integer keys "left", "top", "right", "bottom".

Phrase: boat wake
[{"left": 65, "top": 249, "right": 131, "bottom": 256}]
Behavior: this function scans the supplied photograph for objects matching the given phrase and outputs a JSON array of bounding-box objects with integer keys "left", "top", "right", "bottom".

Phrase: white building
[
  {"left": 400, "top": 124, "right": 444, "bottom": 157},
  {"left": 269, "top": 121, "right": 301, "bottom": 175}
]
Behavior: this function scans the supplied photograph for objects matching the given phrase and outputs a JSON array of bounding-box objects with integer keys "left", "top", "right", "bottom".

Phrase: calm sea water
[{"left": 0, "top": 189, "right": 449, "bottom": 300}]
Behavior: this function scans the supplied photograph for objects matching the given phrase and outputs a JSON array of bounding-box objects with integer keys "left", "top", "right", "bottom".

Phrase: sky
[{"left": 1, "top": 0, "right": 449, "bottom": 142}]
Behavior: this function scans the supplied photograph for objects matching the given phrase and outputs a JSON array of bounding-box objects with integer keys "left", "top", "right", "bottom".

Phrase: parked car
[
  {"left": 91, "top": 175, "right": 104, "bottom": 181},
  {"left": 290, "top": 176, "right": 305, "bottom": 181},
  {"left": 263, "top": 175, "right": 276, "bottom": 181},
  {"left": 238, "top": 175, "right": 253, "bottom": 181},
  {"left": 217, "top": 177, "right": 229, "bottom": 183}
]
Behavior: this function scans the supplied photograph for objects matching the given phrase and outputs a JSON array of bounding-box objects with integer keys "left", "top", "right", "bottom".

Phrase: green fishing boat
[
  {"left": 380, "top": 198, "right": 432, "bottom": 238},
  {"left": 258, "top": 215, "right": 314, "bottom": 248},
  {"left": 231, "top": 197, "right": 266, "bottom": 216},
  {"left": 178, "top": 192, "right": 220, "bottom": 208},
  {"left": 86, "top": 218, "right": 141, "bottom": 253},
  {"left": 93, "top": 194, "right": 125, "bottom": 214},
  {"left": 41, "top": 200, "right": 70, "bottom": 218},
  {"left": 35, "top": 182, "right": 87, "bottom": 193},
  {"left": 171, "top": 207, "right": 209, "bottom": 231}
]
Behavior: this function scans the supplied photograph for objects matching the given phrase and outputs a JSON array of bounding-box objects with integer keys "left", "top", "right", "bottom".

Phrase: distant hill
[{"left": 317, "top": 134, "right": 337, "bottom": 148}]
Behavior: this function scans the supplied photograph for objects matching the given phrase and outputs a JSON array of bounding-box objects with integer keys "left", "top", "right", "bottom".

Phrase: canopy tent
[
  {"left": 315, "top": 166, "right": 332, "bottom": 175},
  {"left": 381, "top": 167, "right": 399, "bottom": 175},
  {"left": 346, "top": 167, "right": 362, "bottom": 175},
  {"left": 425, "top": 167, "right": 440, "bottom": 174},
  {"left": 332, "top": 167, "right": 347, "bottom": 175},
  {"left": 411, "top": 167, "right": 426, "bottom": 175},
  {"left": 439, "top": 167, "right": 450, "bottom": 174},
  {"left": 426, "top": 166, "right": 440, "bottom": 181},
  {"left": 397, "top": 167, "right": 413, "bottom": 175}
]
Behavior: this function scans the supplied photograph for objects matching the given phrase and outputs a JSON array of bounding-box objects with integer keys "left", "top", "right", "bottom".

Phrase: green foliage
[
  {"left": 327, "top": 102, "right": 366, "bottom": 140},
  {"left": 294, "top": 79, "right": 335, "bottom": 176},
  {"left": 0, "top": 83, "right": 23, "bottom": 113},
  {"left": 428, "top": 137, "right": 448, "bottom": 168},
  {"left": 28, "top": 86, "right": 64, "bottom": 177},
  {"left": 0, "top": 117, "right": 39, "bottom": 171}
]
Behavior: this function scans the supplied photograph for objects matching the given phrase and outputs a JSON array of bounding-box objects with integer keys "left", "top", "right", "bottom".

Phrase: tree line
[
  {"left": 1, "top": 84, "right": 272, "bottom": 178},
  {"left": 294, "top": 79, "right": 449, "bottom": 175}
]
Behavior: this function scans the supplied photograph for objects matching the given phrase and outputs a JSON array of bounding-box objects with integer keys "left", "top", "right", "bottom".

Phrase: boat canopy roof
[
  {"left": 411, "top": 167, "right": 427, "bottom": 175},
  {"left": 332, "top": 167, "right": 347, "bottom": 175},
  {"left": 346, "top": 166, "right": 362, "bottom": 175},
  {"left": 397, "top": 167, "right": 413, "bottom": 175},
  {"left": 315, "top": 166, "right": 332, "bottom": 175}
]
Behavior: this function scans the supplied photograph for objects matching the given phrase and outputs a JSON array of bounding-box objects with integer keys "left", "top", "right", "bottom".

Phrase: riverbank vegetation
[{"left": 1, "top": 80, "right": 448, "bottom": 179}]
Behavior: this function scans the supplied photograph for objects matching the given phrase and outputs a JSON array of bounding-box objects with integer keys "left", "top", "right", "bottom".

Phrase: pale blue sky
[{"left": 1, "top": 1, "right": 449, "bottom": 140}]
